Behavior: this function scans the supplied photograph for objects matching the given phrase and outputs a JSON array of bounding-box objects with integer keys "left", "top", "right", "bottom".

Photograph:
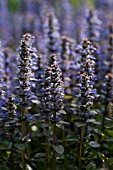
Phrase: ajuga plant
[
  {"left": 44, "top": 13, "right": 61, "bottom": 59},
  {"left": 86, "top": 9, "right": 102, "bottom": 44},
  {"left": 95, "top": 0, "right": 113, "bottom": 27},
  {"left": 5, "top": 95, "right": 18, "bottom": 169},
  {"left": 74, "top": 38, "right": 97, "bottom": 169},
  {"left": 74, "top": 2, "right": 87, "bottom": 44},
  {"left": 68, "top": 37, "right": 78, "bottom": 98},
  {"left": 1, "top": 1, "right": 113, "bottom": 170},
  {"left": 40, "top": 54, "right": 64, "bottom": 170},
  {"left": 98, "top": 26, "right": 113, "bottom": 150},
  {"left": 0, "top": 43, "right": 11, "bottom": 168},
  {"left": 58, "top": 0, "right": 76, "bottom": 38},
  {"left": 0, "top": 43, "right": 6, "bottom": 140},
  {"left": 85, "top": 8, "right": 102, "bottom": 74},
  {"left": 60, "top": 35, "right": 70, "bottom": 97},
  {"left": 34, "top": 53, "right": 44, "bottom": 98},
  {"left": 0, "top": 0, "right": 12, "bottom": 46},
  {"left": 85, "top": 8, "right": 102, "bottom": 109},
  {"left": 0, "top": 48, "right": 19, "bottom": 169},
  {"left": 16, "top": 33, "right": 38, "bottom": 170},
  {"left": 60, "top": 36, "right": 77, "bottom": 99},
  {"left": 3, "top": 48, "right": 13, "bottom": 94},
  {"left": 105, "top": 26, "right": 113, "bottom": 115}
]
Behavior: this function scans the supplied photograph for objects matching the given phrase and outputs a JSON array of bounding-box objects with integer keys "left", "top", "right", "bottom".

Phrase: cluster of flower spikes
[
  {"left": 100, "top": 25, "right": 113, "bottom": 116},
  {"left": 0, "top": 43, "right": 7, "bottom": 140},
  {"left": 40, "top": 54, "right": 64, "bottom": 123},
  {"left": 44, "top": 13, "right": 61, "bottom": 58},
  {"left": 75, "top": 38, "right": 97, "bottom": 120}
]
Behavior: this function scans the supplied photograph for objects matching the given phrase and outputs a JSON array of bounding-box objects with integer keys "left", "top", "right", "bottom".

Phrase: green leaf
[
  {"left": 58, "top": 120, "right": 70, "bottom": 125},
  {"left": 0, "top": 141, "right": 13, "bottom": 150},
  {"left": 52, "top": 145, "right": 64, "bottom": 155},
  {"left": 89, "top": 111, "right": 97, "bottom": 115},
  {"left": 32, "top": 100, "right": 40, "bottom": 104},
  {"left": 105, "top": 117, "right": 112, "bottom": 121},
  {"left": 94, "top": 128, "right": 101, "bottom": 135},
  {"left": 33, "top": 153, "right": 45, "bottom": 159},
  {"left": 105, "top": 125, "right": 113, "bottom": 129},
  {"left": 43, "top": 130, "right": 52, "bottom": 136},
  {"left": 75, "top": 122, "right": 86, "bottom": 127},
  {"left": 88, "top": 141, "right": 100, "bottom": 148},
  {"left": 106, "top": 130, "right": 113, "bottom": 136},
  {"left": 93, "top": 121, "right": 101, "bottom": 125},
  {"left": 14, "top": 143, "right": 26, "bottom": 150},
  {"left": 57, "top": 110, "right": 66, "bottom": 115},
  {"left": 86, "top": 162, "right": 96, "bottom": 170},
  {"left": 1, "top": 107, "right": 7, "bottom": 111},
  {"left": 86, "top": 119, "right": 96, "bottom": 123},
  {"left": 66, "top": 138, "right": 79, "bottom": 142},
  {"left": 41, "top": 123, "right": 49, "bottom": 128},
  {"left": 0, "top": 165, "right": 9, "bottom": 170},
  {"left": 26, "top": 164, "right": 33, "bottom": 170},
  {"left": 6, "top": 120, "right": 17, "bottom": 124}
]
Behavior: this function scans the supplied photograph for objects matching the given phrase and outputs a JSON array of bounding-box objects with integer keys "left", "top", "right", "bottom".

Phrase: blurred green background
[
  {"left": 70, "top": 0, "right": 94, "bottom": 7},
  {"left": 8, "top": 0, "right": 94, "bottom": 12}
]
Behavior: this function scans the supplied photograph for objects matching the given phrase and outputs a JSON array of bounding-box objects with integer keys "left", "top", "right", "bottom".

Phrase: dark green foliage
[{"left": 0, "top": 1, "right": 113, "bottom": 170}]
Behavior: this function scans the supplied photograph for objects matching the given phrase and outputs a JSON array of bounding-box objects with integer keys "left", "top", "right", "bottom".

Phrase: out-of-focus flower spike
[
  {"left": 58, "top": 0, "right": 76, "bottom": 38},
  {"left": 86, "top": 9, "right": 102, "bottom": 44},
  {"left": 5, "top": 95, "right": 17, "bottom": 141},
  {"left": 44, "top": 13, "right": 61, "bottom": 59},
  {"left": 60, "top": 36, "right": 70, "bottom": 92}
]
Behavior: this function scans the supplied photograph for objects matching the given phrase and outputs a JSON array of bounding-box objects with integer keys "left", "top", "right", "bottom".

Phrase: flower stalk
[{"left": 18, "top": 33, "right": 36, "bottom": 170}]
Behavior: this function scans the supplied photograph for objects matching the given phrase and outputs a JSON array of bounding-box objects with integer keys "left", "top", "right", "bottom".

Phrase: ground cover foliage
[{"left": 0, "top": 0, "right": 113, "bottom": 170}]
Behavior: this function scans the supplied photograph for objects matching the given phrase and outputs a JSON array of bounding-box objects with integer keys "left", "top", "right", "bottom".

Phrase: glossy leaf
[
  {"left": 52, "top": 145, "right": 64, "bottom": 155},
  {"left": 0, "top": 141, "right": 13, "bottom": 150},
  {"left": 86, "top": 162, "right": 96, "bottom": 170},
  {"left": 88, "top": 141, "right": 100, "bottom": 148}
]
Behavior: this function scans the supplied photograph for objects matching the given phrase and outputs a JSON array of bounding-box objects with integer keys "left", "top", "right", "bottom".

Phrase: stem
[
  {"left": 79, "top": 125, "right": 85, "bottom": 170},
  {"left": 9, "top": 144, "right": 14, "bottom": 169},
  {"left": 45, "top": 115, "right": 49, "bottom": 170},
  {"left": 102, "top": 104, "right": 108, "bottom": 132},
  {"left": 98, "top": 105, "right": 108, "bottom": 143},
  {"left": 22, "top": 149, "right": 26, "bottom": 170},
  {"left": 27, "top": 124, "right": 31, "bottom": 162},
  {"left": 53, "top": 112, "right": 56, "bottom": 170},
  {"left": 21, "top": 106, "right": 27, "bottom": 170},
  {"left": 25, "top": 158, "right": 37, "bottom": 170},
  {"left": 62, "top": 127, "right": 67, "bottom": 167},
  {"left": 45, "top": 136, "right": 49, "bottom": 170}
]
